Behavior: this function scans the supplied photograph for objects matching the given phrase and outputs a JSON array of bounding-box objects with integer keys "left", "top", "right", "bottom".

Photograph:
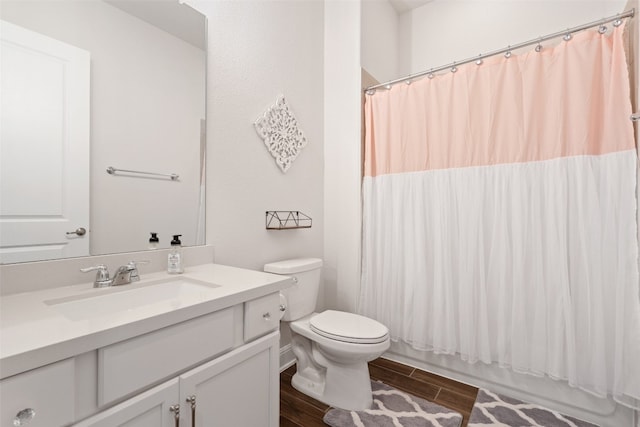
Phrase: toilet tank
[{"left": 264, "top": 258, "right": 323, "bottom": 321}]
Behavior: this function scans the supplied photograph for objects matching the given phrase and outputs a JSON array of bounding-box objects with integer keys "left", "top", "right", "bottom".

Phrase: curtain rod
[{"left": 365, "top": 8, "right": 635, "bottom": 92}]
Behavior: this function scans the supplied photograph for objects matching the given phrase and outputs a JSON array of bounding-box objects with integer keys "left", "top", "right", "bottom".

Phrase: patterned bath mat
[
  {"left": 323, "top": 381, "right": 463, "bottom": 427},
  {"left": 468, "top": 388, "right": 599, "bottom": 427}
]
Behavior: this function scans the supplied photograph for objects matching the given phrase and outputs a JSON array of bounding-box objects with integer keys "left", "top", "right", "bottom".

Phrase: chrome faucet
[
  {"left": 81, "top": 261, "right": 150, "bottom": 288},
  {"left": 111, "top": 264, "right": 136, "bottom": 286},
  {"left": 127, "top": 260, "right": 149, "bottom": 282}
]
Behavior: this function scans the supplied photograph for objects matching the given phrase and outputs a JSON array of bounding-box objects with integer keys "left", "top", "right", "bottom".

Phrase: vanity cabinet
[
  {"left": 72, "top": 379, "right": 180, "bottom": 427},
  {"left": 0, "top": 359, "right": 75, "bottom": 427},
  {"left": 97, "top": 308, "right": 236, "bottom": 407},
  {"left": 0, "top": 288, "right": 284, "bottom": 427},
  {"left": 179, "top": 331, "right": 279, "bottom": 427},
  {"left": 74, "top": 332, "right": 279, "bottom": 427}
]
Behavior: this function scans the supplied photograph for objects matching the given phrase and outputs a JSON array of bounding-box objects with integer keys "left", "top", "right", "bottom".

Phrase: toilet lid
[{"left": 310, "top": 310, "right": 389, "bottom": 344}]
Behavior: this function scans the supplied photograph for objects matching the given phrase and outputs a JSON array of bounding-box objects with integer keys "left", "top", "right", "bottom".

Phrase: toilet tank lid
[{"left": 264, "top": 258, "right": 323, "bottom": 274}]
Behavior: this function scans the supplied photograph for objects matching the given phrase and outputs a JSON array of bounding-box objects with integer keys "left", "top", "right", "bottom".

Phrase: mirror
[{"left": 0, "top": 0, "right": 207, "bottom": 264}]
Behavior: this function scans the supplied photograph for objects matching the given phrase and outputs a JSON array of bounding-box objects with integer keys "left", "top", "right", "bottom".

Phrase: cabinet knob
[
  {"left": 263, "top": 312, "right": 271, "bottom": 320},
  {"left": 13, "top": 408, "right": 35, "bottom": 426}
]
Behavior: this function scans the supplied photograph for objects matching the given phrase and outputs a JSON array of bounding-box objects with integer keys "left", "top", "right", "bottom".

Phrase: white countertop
[{"left": 0, "top": 263, "right": 291, "bottom": 379}]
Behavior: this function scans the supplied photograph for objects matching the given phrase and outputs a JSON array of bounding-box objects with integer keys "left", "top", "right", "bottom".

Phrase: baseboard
[{"left": 279, "top": 343, "right": 295, "bottom": 372}]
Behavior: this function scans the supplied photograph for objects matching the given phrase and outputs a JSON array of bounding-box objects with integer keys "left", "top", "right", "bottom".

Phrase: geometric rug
[
  {"left": 323, "top": 380, "right": 463, "bottom": 427},
  {"left": 468, "top": 389, "right": 599, "bottom": 427}
]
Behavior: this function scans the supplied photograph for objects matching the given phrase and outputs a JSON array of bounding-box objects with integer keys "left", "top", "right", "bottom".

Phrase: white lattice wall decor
[{"left": 254, "top": 95, "right": 307, "bottom": 173}]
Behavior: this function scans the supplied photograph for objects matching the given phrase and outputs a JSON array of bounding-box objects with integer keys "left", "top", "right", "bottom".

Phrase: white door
[
  {"left": 72, "top": 379, "right": 179, "bottom": 427},
  {"left": 0, "top": 20, "right": 90, "bottom": 263},
  {"left": 179, "top": 332, "right": 280, "bottom": 427}
]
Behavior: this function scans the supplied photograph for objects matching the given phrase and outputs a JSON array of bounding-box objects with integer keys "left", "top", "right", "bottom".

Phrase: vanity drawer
[
  {"left": 98, "top": 308, "right": 235, "bottom": 406},
  {"left": 0, "top": 358, "right": 75, "bottom": 427},
  {"left": 244, "top": 292, "right": 281, "bottom": 342}
]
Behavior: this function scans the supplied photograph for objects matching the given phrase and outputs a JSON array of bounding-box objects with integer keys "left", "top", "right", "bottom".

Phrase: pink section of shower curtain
[{"left": 364, "top": 25, "right": 635, "bottom": 177}]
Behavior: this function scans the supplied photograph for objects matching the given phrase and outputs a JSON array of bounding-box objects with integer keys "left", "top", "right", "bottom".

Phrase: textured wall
[
  {"left": 192, "top": 0, "right": 325, "bottom": 274},
  {"left": 398, "top": 0, "right": 628, "bottom": 76}
]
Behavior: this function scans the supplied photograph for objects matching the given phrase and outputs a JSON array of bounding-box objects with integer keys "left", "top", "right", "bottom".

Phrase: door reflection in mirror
[{"left": 0, "top": 0, "right": 207, "bottom": 263}]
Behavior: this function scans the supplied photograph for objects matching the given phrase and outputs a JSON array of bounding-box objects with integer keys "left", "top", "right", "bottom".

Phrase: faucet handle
[
  {"left": 80, "top": 264, "right": 111, "bottom": 287},
  {"left": 127, "top": 260, "right": 150, "bottom": 282}
]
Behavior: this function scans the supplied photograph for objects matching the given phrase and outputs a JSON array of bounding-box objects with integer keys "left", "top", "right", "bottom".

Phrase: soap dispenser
[
  {"left": 167, "top": 234, "right": 183, "bottom": 274},
  {"left": 148, "top": 232, "right": 159, "bottom": 250}
]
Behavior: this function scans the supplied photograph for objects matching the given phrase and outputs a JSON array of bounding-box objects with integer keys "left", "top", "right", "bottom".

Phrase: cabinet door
[
  {"left": 179, "top": 331, "right": 280, "bottom": 427},
  {"left": 73, "top": 379, "right": 179, "bottom": 427}
]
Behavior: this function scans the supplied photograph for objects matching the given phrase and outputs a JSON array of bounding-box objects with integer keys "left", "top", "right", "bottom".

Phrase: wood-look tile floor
[{"left": 280, "top": 357, "right": 479, "bottom": 427}]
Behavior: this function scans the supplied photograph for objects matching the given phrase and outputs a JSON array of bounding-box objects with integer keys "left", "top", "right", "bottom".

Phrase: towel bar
[{"left": 106, "top": 166, "right": 179, "bottom": 181}]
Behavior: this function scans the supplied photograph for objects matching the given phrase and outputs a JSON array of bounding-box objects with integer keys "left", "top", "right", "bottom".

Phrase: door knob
[{"left": 66, "top": 227, "right": 86, "bottom": 236}]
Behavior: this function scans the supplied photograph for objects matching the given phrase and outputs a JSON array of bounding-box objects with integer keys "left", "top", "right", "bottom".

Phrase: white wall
[
  {"left": 1, "top": 0, "right": 205, "bottom": 255},
  {"left": 192, "top": 0, "right": 324, "bottom": 276},
  {"left": 361, "top": 0, "right": 399, "bottom": 83},
  {"left": 324, "top": 0, "right": 363, "bottom": 313},
  {"left": 188, "top": 0, "right": 363, "bottom": 336},
  {"left": 399, "top": 0, "right": 628, "bottom": 76},
  {"left": 189, "top": 0, "right": 324, "bottom": 354}
]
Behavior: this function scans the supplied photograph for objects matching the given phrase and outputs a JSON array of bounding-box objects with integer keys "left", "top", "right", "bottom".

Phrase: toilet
[{"left": 265, "top": 258, "right": 390, "bottom": 410}]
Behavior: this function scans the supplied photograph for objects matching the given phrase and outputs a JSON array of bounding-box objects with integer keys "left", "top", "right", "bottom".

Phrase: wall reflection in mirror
[{"left": 0, "top": 0, "right": 206, "bottom": 264}]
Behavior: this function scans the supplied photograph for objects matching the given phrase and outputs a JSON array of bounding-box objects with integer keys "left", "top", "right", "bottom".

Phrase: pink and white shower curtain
[{"left": 359, "top": 24, "right": 640, "bottom": 408}]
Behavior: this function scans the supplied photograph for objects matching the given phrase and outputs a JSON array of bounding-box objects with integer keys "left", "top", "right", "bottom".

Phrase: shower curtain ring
[
  {"left": 451, "top": 62, "right": 458, "bottom": 73},
  {"left": 428, "top": 69, "right": 435, "bottom": 79},
  {"left": 613, "top": 17, "right": 623, "bottom": 27},
  {"left": 563, "top": 32, "right": 572, "bottom": 41},
  {"left": 535, "top": 38, "right": 543, "bottom": 52},
  {"left": 504, "top": 47, "right": 512, "bottom": 58},
  {"left": 598, "top": 22, "right": 608, "bottom": 34},
  {"left": 475, "top": 55, "right": 483, "bottom": 65}
]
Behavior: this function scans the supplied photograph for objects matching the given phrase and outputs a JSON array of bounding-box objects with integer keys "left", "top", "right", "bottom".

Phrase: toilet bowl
[
  {"left": 265, "top": 258, "right": 390, "bottom": 410},
  {"left": 289, "top": 310, "right": 390, "bottom": 410}
]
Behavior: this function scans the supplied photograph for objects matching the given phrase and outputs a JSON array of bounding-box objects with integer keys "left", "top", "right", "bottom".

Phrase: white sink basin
[{"left": 44, "top": 278, "right": 221, "bottom": 321}]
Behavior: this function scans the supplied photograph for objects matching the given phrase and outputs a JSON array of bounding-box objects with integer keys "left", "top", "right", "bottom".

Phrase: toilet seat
[{"left": 310, "top": 310, "right": 389, "bottom": 344}]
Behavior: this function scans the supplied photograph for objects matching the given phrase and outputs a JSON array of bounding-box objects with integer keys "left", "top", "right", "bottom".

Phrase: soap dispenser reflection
[
  {"left": 167, "top": 234, "right": 183, "bottom": 274},
  {"left": 148, "top": 232, "right": 159, "bottom": 250}
]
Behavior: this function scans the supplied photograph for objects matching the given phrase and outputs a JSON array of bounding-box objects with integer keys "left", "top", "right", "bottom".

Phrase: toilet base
[
  {"left": 287, "top": 313, "right": 390, "bottom": 410},
  {"left": 290, "top": 357, "right": 375, "bottom": 411},
  {"left": 291, "top": 371, "right": 325, "bottom": 402}
]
